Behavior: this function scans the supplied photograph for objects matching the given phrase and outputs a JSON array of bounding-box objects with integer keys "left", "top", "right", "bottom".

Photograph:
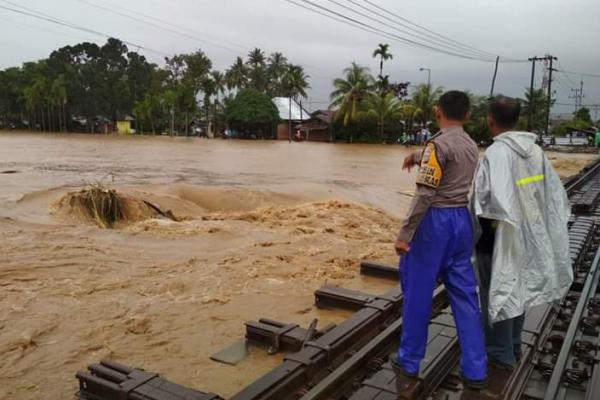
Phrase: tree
[
  {"left": 522, "top": 88, "right": 551, "bottom": 133},
  {"left": 365, "top": 92, "right": 402, "bottom": 140},
  {"left": 246, "top": 48, "right": 267, "bottom": 92},
  {"left": 267, "top": 52, "right": 288, "bottom": 96},
  {"left": 226, "top": 57, "right": 247, "bottom": 92},
  {"left": 574, "top": 107, "right": 592, "bottom": 124},
  {"left": 372, "top": 43, "right": 393, "bottom": 81},
  {"left": 464, "top": 95, "right": 490, "bottom": 144},
  {"left": 225, "top": 89, "right": 279, "bottom": 138},
  {"left": 411, "top": 83, "right": 443, "bottom": 126},
  {"left": 330, "top": 62, "right": 375, "bottom": 129}
]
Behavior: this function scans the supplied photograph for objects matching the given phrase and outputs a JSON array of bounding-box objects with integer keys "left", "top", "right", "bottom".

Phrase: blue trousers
[
  {"left": 477, "top": 251, "right": 525, "bottom": 368},
  {"left": 397, "top": 207, "right": 487, "bottom": 381}
]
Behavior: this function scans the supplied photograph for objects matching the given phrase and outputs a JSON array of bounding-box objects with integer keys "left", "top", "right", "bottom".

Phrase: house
[
  {"left": 297, "top": 109, "right": 335, "bottom": 142},
  {"left": 271, "top": 97, "right": 310, "bottom": 140},
  {"left": 116, "top": 115, "right": 135, "bottom": 135}
]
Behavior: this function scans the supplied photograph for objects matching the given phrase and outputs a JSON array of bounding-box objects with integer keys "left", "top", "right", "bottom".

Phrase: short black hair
[
  {"left": 437, "top": 90, "right": 470, "bottom": 120},
  {"left": 488, "top": 95, "right": 521, "bottom": 128}
]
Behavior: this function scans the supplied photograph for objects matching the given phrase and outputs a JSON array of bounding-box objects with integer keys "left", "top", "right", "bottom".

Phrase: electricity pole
[
  {"left": 489, "top": 56, "right": 500, "bottom": 98},
  {"left": 527, "top": 57, "right": 538, "bottom": 132},
  {"left": 528, "top": 55, "right": 556, "bottom": 140},
  {"left": 544, "top": 55, "right": 557, "bottom": 140},
  {"left": 570, "top": 80, "right": 585, "bottom": 112}
]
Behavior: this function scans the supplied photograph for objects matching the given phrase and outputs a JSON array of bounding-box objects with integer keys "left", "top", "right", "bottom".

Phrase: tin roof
[{"left": 272, "top": 97, "right": 311, "bottom": 121}]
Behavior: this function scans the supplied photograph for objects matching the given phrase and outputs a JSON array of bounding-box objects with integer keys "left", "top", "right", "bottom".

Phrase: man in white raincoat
[{"left": 471, "top": 96, "right": 573, "bottom": 370}]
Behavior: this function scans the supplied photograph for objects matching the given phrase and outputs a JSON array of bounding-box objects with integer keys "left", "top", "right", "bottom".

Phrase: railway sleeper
[{"left": 76, "top": 359, "right": 222, "bottom": 400}]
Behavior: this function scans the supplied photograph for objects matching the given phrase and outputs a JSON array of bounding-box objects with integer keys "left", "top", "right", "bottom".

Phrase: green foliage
[
  {"left": 225, "top": 89, "right": 279, "bottom": 125},
  {"left": 330, "top": 62, "right": 375, "bottom": 130},
  {"left": 463, "top": 95, "right": 490, "bottom": 144},
  {"left": 522, "top": 88, "right": 551, "bottom": 133},
  {"left": 574, "top": 107, "right": 592, "bottom": 124},
  {"left": 0, "top": 39, "right": 307, "bottom": 137},
  {"left": 410, "top": 83, "right": 443, "bottom": 126},
  {"left": 372, "top": 43, "right": 393, "bottom": 80},
  {"left": 365, "top": 92, "right": 403, "bottom": 138}
]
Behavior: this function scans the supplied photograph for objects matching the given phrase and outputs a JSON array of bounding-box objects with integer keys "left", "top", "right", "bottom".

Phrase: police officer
[{"left": 393, "top": 91, "right": 487, "bottom": 388}]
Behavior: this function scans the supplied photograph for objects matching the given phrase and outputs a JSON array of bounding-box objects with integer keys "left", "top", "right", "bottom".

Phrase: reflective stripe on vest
[{"left": 516, "top": 174, "right": 545, "bottom": 186}]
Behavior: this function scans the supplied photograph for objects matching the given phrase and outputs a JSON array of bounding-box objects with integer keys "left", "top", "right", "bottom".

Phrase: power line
[
  {"left": 557, "top": 69, "right": 600, "bottom": 79},
  {"left": 356, "top": 0, "right": 502, "bottom": 60},
  {"left": 324, "top": 0, "right": 497, "bottom": 60},
  {"left": 78, "top": 0, "right": 332, "bottom": 81},
  {"left": 0, "top": 14, "right": 95, "bottom": 43},
  {"left": 283, "top": 0, "right": 502, "bottom": 62},
  {"left": 0, "top": 0, "right": 171, "bottom": 58},
  {"left": 78, "top": 0, "right": 243, "bottom": 55}
]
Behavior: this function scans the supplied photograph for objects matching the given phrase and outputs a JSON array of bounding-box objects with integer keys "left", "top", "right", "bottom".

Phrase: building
[
  {"left": 271, "top": 97, "right": 310, "bottom": 140},
  {"left": 297, "top": 109, "right": 335, "bottom": 142}
]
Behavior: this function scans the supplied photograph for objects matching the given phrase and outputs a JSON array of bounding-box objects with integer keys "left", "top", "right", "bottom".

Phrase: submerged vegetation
[{"left": 67, "top": 185, "right": 125, "bottom": 228}]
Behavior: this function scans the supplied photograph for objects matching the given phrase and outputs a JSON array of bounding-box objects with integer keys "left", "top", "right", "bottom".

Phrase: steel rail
[{"left": 544, "top": 247, "right": 600, "bottom": 399}]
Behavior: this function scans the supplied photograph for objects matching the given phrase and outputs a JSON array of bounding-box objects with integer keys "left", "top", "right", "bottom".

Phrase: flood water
[{"left": 0, "top": 132, "right": 596, "bottom": 400}]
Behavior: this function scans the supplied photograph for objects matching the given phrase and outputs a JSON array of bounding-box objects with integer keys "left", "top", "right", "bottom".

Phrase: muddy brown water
[{"left": 0, "top": 132, "right": 597, "bottom": 400}]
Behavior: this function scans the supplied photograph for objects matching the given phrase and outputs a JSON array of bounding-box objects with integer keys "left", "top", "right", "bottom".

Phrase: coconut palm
[
  {"left": 267, "top": 52, "right": 288, "bottom": 96},
  {"left": 366, "top": 92, "right": 403, "bottom": 139},
  {"left": 372, "top": 43, "right": 393, "bottom": 80},
  {"left": 247, "top": 48, "right": 266, "bottom": 68},
  {"left": 330, "top": 62, "right": 375, "bottom": 127},
  {"left": 225, "top": 57, "right": 248, "bottom": 92},
  {"left": 411, "top": 83, "right": 443, "bottom": 126},
  {"left": 211, "top": 71, "right": 226, "bottom": 104},
  {"left": 282, "top": 64, "right": 310, "bottom": 141},
  {"left": 247, "top": 48, "right": 267, "bottom": 92}
]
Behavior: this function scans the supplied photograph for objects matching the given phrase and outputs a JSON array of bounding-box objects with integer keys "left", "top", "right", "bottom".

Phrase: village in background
[{"left": 1, "top": 38, "right": 598, "bottom": 147}]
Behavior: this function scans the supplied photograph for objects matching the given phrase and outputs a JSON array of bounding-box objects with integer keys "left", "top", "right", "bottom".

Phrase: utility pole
[
  {"left": 489, "top": 56, "right": 500, "bottom": 98},
  {"left": 527, "top": 57, "right": 538, "bottom": 132},
  {"left": 570, "top": 80, "right": 584, "bottom": 112},
  {"left": 544, "top": 55, "right": 557, "bottom": 140}
]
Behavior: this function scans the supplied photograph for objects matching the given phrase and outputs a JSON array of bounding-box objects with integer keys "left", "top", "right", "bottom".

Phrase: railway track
[{"left": 76, "top": 158, "right": 600, "bottom": 400}]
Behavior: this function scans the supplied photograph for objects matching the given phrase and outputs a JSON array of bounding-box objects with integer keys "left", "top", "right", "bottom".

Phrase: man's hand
[
  {"left": 394, "top": 239, "right": 410, "bottom": 255},
  {"left": 402, "top": 154, "right": 417, "bottom": 172}
]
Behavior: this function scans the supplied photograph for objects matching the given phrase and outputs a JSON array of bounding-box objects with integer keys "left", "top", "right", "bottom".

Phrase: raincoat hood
[
  {"left": 471, "top": 132, "right": 573, "bottom": 322},
  {"left": 493, "top": 131, "right": 537, "bottom": 158}
]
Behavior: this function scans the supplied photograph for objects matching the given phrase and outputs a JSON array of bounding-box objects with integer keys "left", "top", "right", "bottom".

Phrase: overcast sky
[{"left": 1, "top": 0, "right": 599, "bottom": 117}]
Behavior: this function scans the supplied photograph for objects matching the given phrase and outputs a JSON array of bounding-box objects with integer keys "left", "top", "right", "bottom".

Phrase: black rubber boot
[
  {"left": 459, "top": 369, "right": 486, "bottom": 391},
  {"left": 390, "top": 354, "right": 418, "bottom": 378}
]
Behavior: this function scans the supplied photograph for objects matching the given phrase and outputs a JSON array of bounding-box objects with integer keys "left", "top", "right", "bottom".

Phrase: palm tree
[
  {"left": 372, "top": 43, "right": 393, "bottom": 80},
  {"left": 211, "top": 71, "right": 226, "bottom": 133},
  {"left": 247, "top": 48, "right": 267, "bottom": 92},
  {"left": 225, "top": 57, "right": 247, "bottom": 92},
  {"left": 267, "top": 52, "right": 288, "bottom": 96},
  {"left": 283, "top": 64, "right": 310, "bottom": 142},
  {"left": 211, "top": 71, "right": 226, "bottom": 104},
  {"left": 248, "top": 48, "right": 266, "bottom": 67},
  {"left": 330, "top": 62, "right": 375, "bottom": 128},
  {"left": 366, "top": 92, "right": 402, "bottom": 140},
  {"left": 411, "top": 83, "right": 443, "bottom": 126}
]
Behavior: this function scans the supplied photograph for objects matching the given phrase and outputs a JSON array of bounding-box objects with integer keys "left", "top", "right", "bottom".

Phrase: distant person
[
  {"left": 421, "top": 126, "right": 430, "bottom": 142},
  {"left": 402, "top": 132, "right": 410, "bottom": 147},
  {"left": 471, "top": 96, "right": 573, "bottom": 370},
  {"left": 394, "top": 91, "right": 487, "bottom": 389}
]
